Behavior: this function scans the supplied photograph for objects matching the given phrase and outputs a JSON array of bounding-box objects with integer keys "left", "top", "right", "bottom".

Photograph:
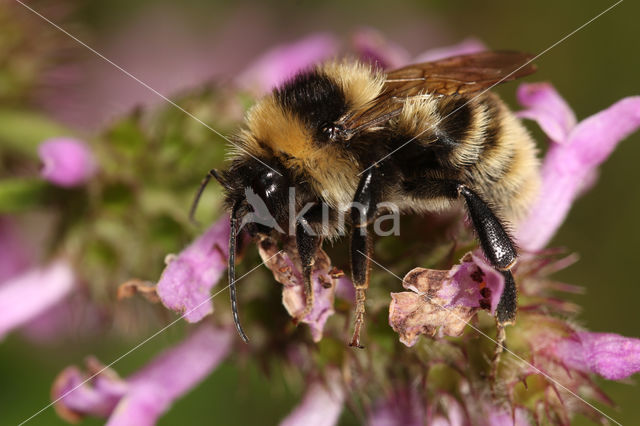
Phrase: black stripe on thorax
[{"left": 274, "top": 70, "right": 348, "bottom": 143}]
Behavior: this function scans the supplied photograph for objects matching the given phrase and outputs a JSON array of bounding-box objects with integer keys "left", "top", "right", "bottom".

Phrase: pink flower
[
  {"left": 552, "top": 331, "right": 640, "bottom": 380},
  {"left": 487, "top": 407, "right": 531, "bottom": 426},
  {"left": 38, "top": 138, "right": 96, "bottom": 187},
  {"left": 413, "top": 38, "right": 486, "bottom": 63},
  {"left": 156, "top": 215, "right": 230, "bottom": 323},
  {"left": 515, "top": 84, "right": 640, "bottom": 250},
  {"left": 389, "top": 252, "right": 503, "bottom": 347},
  {"left": 0, "top": 259, "right": 75, "bottom": 339},
  {"left": 237, "top": 33, "right": 339, "bottom": 94},
  {"left": 258, "top": 237, "right": 338, "bottom": 342},
  {"left": 436, "top": 252, "right": 504, "bottom": 315},
  {"left": 515, "top": 82, "right": 576, "bottom": 144},
  {"left": 0, "top": 217, "right": 30, "bottom": 282},
  {"left": 369, "top": 387, "right": 424, "bottom": 426},
  {"left": 370, "top": 390, "right": 472, "bottom": 426},
  {"left": 20, "top": 292, "right": 104, "bottom": 343},
  {"left": 351, "top": 28, "right": 411, "bottom": 69},
  {"left": 280, "top": 370, "right": 344, "bottom": 426},
  {"left": 429, "top": 394, "right": 467, "bottom": 426},
  {"left": 352, "top": 29, "right": 485, "bottom": 69},
  {"left": 52, "top": 325, "right": 232, "bottom": 424}
]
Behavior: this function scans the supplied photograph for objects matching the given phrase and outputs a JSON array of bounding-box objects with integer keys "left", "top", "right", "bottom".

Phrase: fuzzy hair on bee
[{"left": 193, "top": 51, "right": 540, "bottom": 348}]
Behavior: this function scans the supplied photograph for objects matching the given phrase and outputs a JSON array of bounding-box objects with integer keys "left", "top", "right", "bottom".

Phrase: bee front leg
[
  {"left": 295, "top": 216, "right": 320, "bottom": 324},
  {"left": 349, "top": 166, "right": 384, "bottom": 348}
]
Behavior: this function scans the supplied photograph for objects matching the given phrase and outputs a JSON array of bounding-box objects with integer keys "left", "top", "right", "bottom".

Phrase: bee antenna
[
  {"left": 189, "top": 169, "right": 227, "bottom": 225},
  {"left": 229, "top": 201, "right": 249, "bottom": 343}
]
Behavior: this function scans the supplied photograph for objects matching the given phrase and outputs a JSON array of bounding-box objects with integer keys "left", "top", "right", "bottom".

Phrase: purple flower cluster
[
  {"left": 0, "top": 138, "right": 97, "bottom": 342},
  {"left": 5, "top": 28, "right": 639, "bottom": 425}
]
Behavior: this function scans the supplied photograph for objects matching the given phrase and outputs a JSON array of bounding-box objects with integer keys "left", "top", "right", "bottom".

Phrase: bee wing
[
  {"left": 384, "top": 50, "right": 536, "bottom": 96},
  {"left": 339, "top": 51, "right": 536, "bottom": 135}
]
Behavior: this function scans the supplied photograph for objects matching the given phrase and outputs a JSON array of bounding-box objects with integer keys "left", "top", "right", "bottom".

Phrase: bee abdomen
[{"left": 460, "top": 93, "right": 540, "bottom": 222}]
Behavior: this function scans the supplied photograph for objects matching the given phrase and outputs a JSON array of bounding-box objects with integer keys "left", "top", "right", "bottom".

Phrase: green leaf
[
  {"left": 105, "top": 112, "right": 147, "bottom": 158},
  {"left": 0, "top": 109, "right": 72, "bottom": 156},
  {"left": 0, "top": 178, "right": 51, "bottom": 212}
]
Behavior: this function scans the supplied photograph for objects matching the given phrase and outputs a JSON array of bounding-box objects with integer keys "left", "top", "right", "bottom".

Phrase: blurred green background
[{"left": 2, "top": 0, "right": 639, "bottom": 424}]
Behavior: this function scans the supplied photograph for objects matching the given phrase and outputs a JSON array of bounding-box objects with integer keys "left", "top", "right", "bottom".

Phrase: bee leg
[
  {"left": 350, "top": 223, "right": 371, "bottom": 348},
  {"left": 456, "top": 184, "right": 517, "bottom": 322},
  {"left": 490, "top": 316, "right": 508, "bottom": 386},
  {"left": 349, "top": 167, "right": 384, "bottom": 348},
  {"left": 294, "top": 216, "right": 320, "bottom": 324},
  {"left": 456, "top": 184, "right": 517, "bottom": 373}
]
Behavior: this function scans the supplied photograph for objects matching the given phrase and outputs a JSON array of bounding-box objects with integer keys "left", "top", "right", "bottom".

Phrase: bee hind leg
[
  {"left": 456, "top": 184, "right": 517, "bottom": 322},
  {"left": 455, "top": 184, "right": 517, "bottom": 374}
]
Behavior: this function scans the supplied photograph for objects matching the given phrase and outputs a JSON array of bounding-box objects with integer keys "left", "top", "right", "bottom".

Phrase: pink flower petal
[
  {"left": 38, "top": 138, "right": 96, "bottom": 187},
  {"left": 562, "top": 96, "right": 640, "bottom": 171},
  {"left": 437, "top": 253, "right": 504, "bottom": 315},
  {"left": 369, "top": 387, "right": 425, "bottom": 426},
  {"left": 488, "top": 407, "right": 531, "bottom": 426},
  {"left": 553, "top": 332, "right": 640, "bottom": 380},
  {"left": 335, "top": 276, "right": 355, "bottom": 303},
  {"left": 516, "top": 93, "right": 640, "bottom": 250},
  {"left": 0, "top": 217, "right": 30, "bottom": 282},
  {"left": 280, "top": 370, "right": 344, "bottom": 426},
  {"left": 430, "top": 394, "right": 467, "bottom": 426},
  {"left": 0, "top": 260, "right": 75, "bottom": 338},
  {"left": 52, "top": 359, "right": 127, "bottom": 422},
  {"left": 516, "top": 83, "right": 577, "bottom": 144},
  {"left": 237, "top": 33, "right": 339, "bottom": 94},
  {"left": 352, "top": 27, "right": 411, "bottom": 69},
  {"left": 389, "top": 252, "right": 504, "bottom": 347},
  {"left": 156, "top": 215, "right": 230, "bottom": 322},
  {"left": 53, "top": 325, "right": 232, "bottom": 424},
  {"left": 21, "top": 292, "right": 104, "bottom": 343},
  {"left": 110, "top": 326, "right": 232, "bottom": 425},
  {"left": 413, "top": 38, "right": 486, "bottom": 63},
  {"left": 258, "top": 238, "right": 337, "bottom": 342}
]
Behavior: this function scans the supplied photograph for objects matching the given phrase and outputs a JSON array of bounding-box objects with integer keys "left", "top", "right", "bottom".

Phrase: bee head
[{"left": 218, "top": 156, "right": 293, "bottom": 237}]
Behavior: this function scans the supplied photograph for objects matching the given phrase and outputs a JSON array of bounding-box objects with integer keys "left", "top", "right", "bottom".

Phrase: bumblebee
[{"left": 195, "top": 51, "right": 540, "bottom": 347}]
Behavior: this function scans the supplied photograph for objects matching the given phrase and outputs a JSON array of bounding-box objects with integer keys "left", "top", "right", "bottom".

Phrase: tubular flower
[
  {"left": 52, "top": 325, "right": 232, "bottom": 425},
  {"left": 389, "top": 252, "right": 504, "bottom": 347},
  {"left": 0, "top": 260, "right": 75, "bottom": 339},
  {"left": 551, "top": 331, "right": 640, "bottom": 381},
  {"left": 237, "top": 33, "right": 339, "bottom": 94},
  {"left": 279, "top": 369, "right": 345, "bottom": 426},
  {"left": 515, "top": 83, "right": 640, "bottom": 250},
  {"left": 156, "top": 215, "right": 230, "bottom": 322},
  {"left": 353, "top": 28, "right": 485, "bottom": 69}
]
